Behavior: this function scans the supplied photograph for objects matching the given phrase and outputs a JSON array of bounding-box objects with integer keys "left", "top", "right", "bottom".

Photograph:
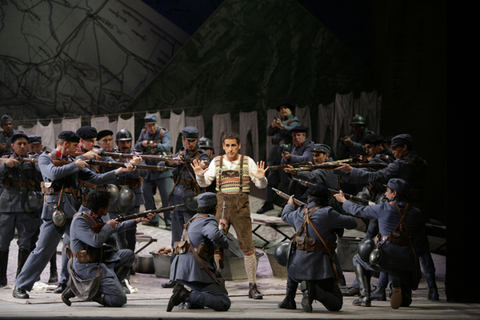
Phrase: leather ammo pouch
[
  {"left": 195, "top": 242, "right": 213, "bottom": 260},
  {"left": 174, "top": 240, "right": 189, "bottom": 255},
  {"left": 2, "top": 177, "right": 12, "bottom": 189},
  {"left": 41, "top": 181, "right": 55, "bottom": 194},
  {"left": 388, "top": 202, "right": 412, "bottom": 246},
  {"left": 73, "top": 247, "right": 102, "bottom": 264},
  {"left": 296, "top": 236, "right": 316, "bottom": 252}
]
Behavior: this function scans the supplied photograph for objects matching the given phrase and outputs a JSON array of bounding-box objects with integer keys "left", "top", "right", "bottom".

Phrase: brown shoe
[
  {"left": 248, "top": 283, "right": 263, "bottom": 299},
  {"left": 390, "top": 278, "right": 402, "bottom": 309}
]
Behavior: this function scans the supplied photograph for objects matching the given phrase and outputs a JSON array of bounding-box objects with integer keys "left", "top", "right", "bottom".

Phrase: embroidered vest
[{"left": 215, "top": 155, "right": 250, "bottom": 194}]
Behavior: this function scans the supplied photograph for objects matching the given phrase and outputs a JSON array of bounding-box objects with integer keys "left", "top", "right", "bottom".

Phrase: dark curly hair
[
  {"left": 221, "top": 132, "right": 240, "bottom": 144},
  {"left": 86, "top": 189, "right": 111, "bottom": 212}
]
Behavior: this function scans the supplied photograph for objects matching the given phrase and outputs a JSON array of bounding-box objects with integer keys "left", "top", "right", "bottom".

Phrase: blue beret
[
  {"left": 28, "top": 135, "right": 42, "bottom": 144},
  {"left": 76, "top": 126, "right": 97, "bottom": 139},
  {"left": 312, "top": 144, "right": 331, "bottom": 154},
  {"left": 287, "top": 125, "right": 308, "bottom": 135},
  {"left": 11, "top": 133, "right": 29, "bottom": 144},
  {"left": 97, "top": 129, "right": 113, "bottom": 141},
  {"left": 390, "top": 134, "right": 412, "bottom": 147},
  {"left": 1, "top": 114, "right": 12, "bottom": 125},
  {"left": 182, "top": 126, "right": 199, "bottom": 140},
  {"left": 197, "top": 192, "right": 217, "bottom": 208},
  {"left": 58, "top": 131, "right": 80, "bottom": 143},
  {"left": 307, "top": 185, "right": 330, "bottom": 199},
  {"left": 144, "top": 114, "right": 157, "bottom": 123},
  {"left": 387, "top": 178, "right": 410, "bottom": 195}
]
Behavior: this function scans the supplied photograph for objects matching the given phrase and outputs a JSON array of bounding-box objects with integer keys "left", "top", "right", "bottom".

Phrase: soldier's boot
[
  {"left": 115, "top": 265, "right": 130, "bottom": 283},
  {"left": 278, "top": 278, "right": 298, "bottom": 309},
  {"left": 61, "top": 287, "right": 75, "bottom": 306},
  {"left": 390, "top": 277, "right": 403, "bottom": 309},
  {"left": 48, "top": 253, "right": 58, "bottom": 283},
  {"left": 92, "top": 292, "right": 106, "bottom": 306},
  {"left": 300, "top": 281, "right": 316, "bottom": 313},
  {"left": 428, "top": 285, "right": 439, "bottom": 301},
  {"left": 370, "top": 285, "right": 386, "bottom": 301},
  {"left": 12, "top": 285, "right": 29, "bottom": 299},
  {"left": 0, "top": 251, "right": 8, "bottom": 287},
  {"left": 352, "top": 264, "right": 371, "bottom": 307},
  {"left": 166, "top": 283, "right": 190, "bottom": 312},
  {"left": 16, "top": 250, "right": 31, "bottom": 277}
]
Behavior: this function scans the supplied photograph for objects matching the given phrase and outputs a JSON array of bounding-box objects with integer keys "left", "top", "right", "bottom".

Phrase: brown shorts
[{"left": 215, "top": 192, "right": 253, "bottom": 252}]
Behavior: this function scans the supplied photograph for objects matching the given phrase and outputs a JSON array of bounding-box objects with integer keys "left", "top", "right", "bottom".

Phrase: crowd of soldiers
[{"left": 0, "top": 103, "right": 438, "bottom": 312}]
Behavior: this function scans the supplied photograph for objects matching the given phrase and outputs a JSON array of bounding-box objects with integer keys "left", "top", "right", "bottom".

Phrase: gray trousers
[
  {"left": 179, "top": 280, "right": 231, "bottom": 311},
  {"left": 142, "top": 177, "right": 173, "bottom": 224},
  {"left": 16, "top": 219, "right": 70, "bottom": 291}
]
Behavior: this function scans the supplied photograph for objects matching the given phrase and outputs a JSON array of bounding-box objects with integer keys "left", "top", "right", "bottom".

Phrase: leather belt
[
  {"left": 12, "top": 182, "right": 28, "bottom": 187},
  {"left": 53, "top": 186, "right": 76, "bottom": 194}
]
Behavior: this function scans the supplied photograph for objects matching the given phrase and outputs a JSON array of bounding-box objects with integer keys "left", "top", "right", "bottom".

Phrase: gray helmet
[
  {"left": 351, "top": 114, "right": 366, "bottom": 125},
  {"left": 274, "top": 240, "right": 294, "bottom": 267},
  {"left": 357, "top": 238, "right": 375, "bottom": 263},
  {"left": 116, "top": 128, "right": 133, "bottom": 141},
  {"left": 183, "top": 194, "right": 198, "bottom": 211},
  {"left": 105, "top": 184, "right": 119, "bottom": 204},
  {"left": 24, "top": 189, "right": 43, "bottom": 212},
  {"left": 197, "top": 136, "right": 213, "bottom": 150},
  {"left": 117, "top": 185, "right": 136, "bottom": 213}
]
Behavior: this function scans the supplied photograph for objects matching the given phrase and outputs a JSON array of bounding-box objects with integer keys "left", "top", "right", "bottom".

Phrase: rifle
[
  {"left": 91, "top": 204, "right": 184, "bottom": 233},
  {"left": 290, "top": 162, "right": 388, "bottom": 172},
  {"left": 85, "top": 159, "right": 173, "bottom": 171},
  {"left": 269, "top": 161, "right": 311, "bottom": 170},
  {"left": 272, "top": 187, "right": 306, "bottom": 206},
  {"left": 98, "top": 151, "right": 193, "bottom": 163},
  {"left": 217, "top": 202, "right": 227, "bottom": 269},
  {"left": 292, "top": 178, "right": 376, "bottom": 206}
]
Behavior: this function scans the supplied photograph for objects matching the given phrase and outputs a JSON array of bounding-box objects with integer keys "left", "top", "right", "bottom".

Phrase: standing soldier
[
  {"left": 197, "top": 137, "right": 216, "bottom": 192},
  {"left": 338, "top": 114, "right": 374, "bottom": 159},
  {"left": 192, "top": 132, "right": 268, "bottom": 299},
  {"left": 107, "top": 128, "right": 147, "bottom": 292},
  {"left": 161, "top": 127, "right": 209, "bottom": 289},
  {"left": 0, "top": 133, "right": 41, "bottom": 287},
  {"left": 257, "top": 104, "right": 301, "bottom": 214},
  {"left": 13, "top": 131, "right": 134, "bottom": 299},
  {"left": 135, "top": 114, "right": 172, "bottom": 228},
  {"left": 27, "top": 135, "right": 58, "bottom": 284},
  {"left": 0, "top": 114, "right": 17, "bottom": 156}
]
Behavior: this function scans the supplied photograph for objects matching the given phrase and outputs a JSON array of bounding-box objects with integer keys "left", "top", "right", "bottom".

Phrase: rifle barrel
[{"left": 272, "top": 187, "right": 306, "bottom": 206}]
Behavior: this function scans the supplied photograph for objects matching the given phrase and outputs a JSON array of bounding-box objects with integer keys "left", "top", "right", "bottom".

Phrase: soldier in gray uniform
[
  {"left": 0, "top": 133, "right": 41, "bottom": 287},
  {"left": 107, "top": 128, "right": 147, "bottom": 251},
  {"left": 338, "top": 114, "right": 374, "bottom": 159},
  {"left": 197, "top": 137, "right": 216, "bottom": 192},
  {"left": 0, "top": 114, "right": 17, "bottom": 156},
  {"left": 280, "top": 185, "right": 357, "bottom": 312},
  {"left": 61, "top": 189, "right": 154, "bottom": 307},
  {"left": 334, "top": 178, "right": 423, "bottom": 309},
  {"left": 13, "top": 131, "right": 134, "bottom": 299},
  {"left": 257, "top": 103, "right": 301, "bottom": 213},
  {"left": 286, "top": 143, "right": 338, "bottom": 202},
  {"left": 135, "top": 114, "right": 173, "bottom": 228},
  {"left": 167, "top": 192, "right": 230, "bottom": 312},
  {"left": 335, "top": 134, "right": 439, "bottom": 300},
  {"left": 161, "top": 126, "right": 209, "bottom": 289},
  {"left": 27, "top": 135, "right": 58, "bottom": 284}
]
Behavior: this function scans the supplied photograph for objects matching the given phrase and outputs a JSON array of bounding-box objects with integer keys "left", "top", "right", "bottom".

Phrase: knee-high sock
[{"left": 244, "top": 254, "right": 257, "bottom": 284}]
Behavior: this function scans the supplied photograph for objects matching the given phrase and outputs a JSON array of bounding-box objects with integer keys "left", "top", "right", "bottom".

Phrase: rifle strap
[
  {"left": 302, "top": 206, "right": 340, "bottom": 281},
  {"left": 183, "top": 215, "right": 227, "bottom": 292}
]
